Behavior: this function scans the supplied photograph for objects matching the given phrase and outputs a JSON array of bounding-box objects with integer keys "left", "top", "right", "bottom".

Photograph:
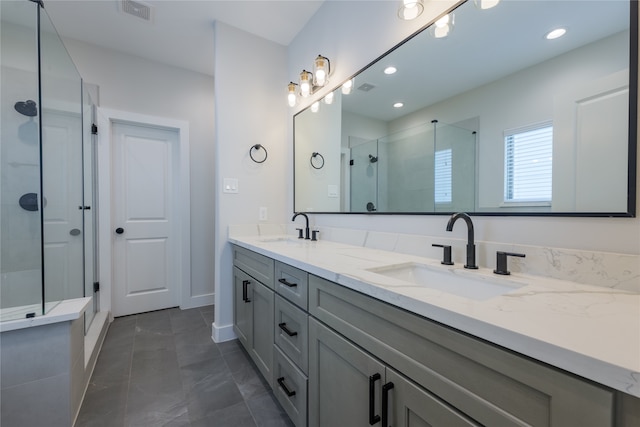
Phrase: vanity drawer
[
  {"left": 308, "top": 274, "right": 614, "bottom": 427},
  {"left": 233, "top": 245, "right": 274, "bottom": 289},
  {"left": 274, "top": 294, "right": 308, "bottom": 374},
  {"left": 273, "top": 345, "right": 308, "bottom": 427},
  {"left": 275, "top": 261, "right": 308, "bottom": 310}
]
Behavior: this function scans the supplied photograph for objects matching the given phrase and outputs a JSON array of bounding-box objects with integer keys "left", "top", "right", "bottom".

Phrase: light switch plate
[
  {"left": 223, "top": 178, "right": 238, "bottom": 194},
  {"left": 259, "top": 207, "right": 268, "bottom": 221},
  {"left": 328, "top": 184, "right": 339, "bottom": 198}
]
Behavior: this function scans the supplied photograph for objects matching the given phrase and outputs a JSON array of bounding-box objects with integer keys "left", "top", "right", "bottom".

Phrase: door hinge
[
  {"left": 350, "top": 159, "right": 354, "bottom": 166},
  {"left": 93, "top": 282, "right": 100, "bottom": 292},
  {"left": 91, "top": 124, "right": 98, "bottom": 135}
]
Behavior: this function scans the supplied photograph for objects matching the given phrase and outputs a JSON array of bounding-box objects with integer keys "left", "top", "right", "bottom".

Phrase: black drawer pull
[
  {"left": 277, "top": 377, "right": 296, "bottom": 397},
  {"left": 278, "top": 322, "right": 298, "bottom": 337},
  {"left": 242, "top": 280, "right": 251, "bottom": 303},
  {"left": 369, "top": 373, "right": 381, "bottom": 425},
  {"left": 278, "top": 278, "right": 297, "bottom": 287},
  {"left": 382, "top": 382, "right": 394, "bottom": 427}
]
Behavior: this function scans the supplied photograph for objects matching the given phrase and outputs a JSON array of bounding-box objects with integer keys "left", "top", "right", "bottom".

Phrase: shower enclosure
[
  {"left": 349, "top": 120, "right": 477, "bottom": 213},
  {"left": 1, "top": 0, "right": 97, "bottom": 326}
]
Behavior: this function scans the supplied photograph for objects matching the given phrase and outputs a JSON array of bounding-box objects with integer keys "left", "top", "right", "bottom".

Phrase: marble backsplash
[{"left": 229, "top": 223, "right": 640, "bottom": 293}]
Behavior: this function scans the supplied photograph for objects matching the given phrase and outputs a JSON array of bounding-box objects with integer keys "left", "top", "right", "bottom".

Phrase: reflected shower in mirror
[{"left": 293, "top": 0, "right": 637, "bottom": 216}]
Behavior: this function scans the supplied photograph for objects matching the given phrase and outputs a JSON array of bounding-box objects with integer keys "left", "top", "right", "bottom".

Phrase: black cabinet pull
[
  {"left": 278, "top": 322, "right": 298, "bottom": 337},
  {"left": 278, "top": 278, "right": 297, "bottom": 287},
  {"left": 369, "top": 373, "right": 381, "bottom": 425},
  {"left": 381, "top": 382, "right": 394, "bottom": 427},
  {"left": 242, "top": 280, "right": 251, "bottom": 303},
  {"left": 277, "top": 377, "right": 296, "bottom": 397}
]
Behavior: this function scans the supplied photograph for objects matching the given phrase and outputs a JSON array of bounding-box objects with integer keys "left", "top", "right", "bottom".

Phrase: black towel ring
[
  {"left": 310, "top": 152, "right": 325, "bottom": 169},
  {"left": 249, "top": 144, "right": 268, "bottom": 163}
]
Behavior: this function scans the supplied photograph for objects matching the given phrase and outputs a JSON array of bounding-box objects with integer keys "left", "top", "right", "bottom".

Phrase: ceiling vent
[
  {"left": 120, "top": 0, "right": 153, "bottom": 22},
  {"left": 357, "top": 83, "right": 376, "bottom": 92}
]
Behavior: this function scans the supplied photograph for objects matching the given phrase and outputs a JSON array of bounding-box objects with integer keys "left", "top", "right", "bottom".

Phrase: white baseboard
[{"left": 212, "top": 322, "right": 237, "bottom": 343}]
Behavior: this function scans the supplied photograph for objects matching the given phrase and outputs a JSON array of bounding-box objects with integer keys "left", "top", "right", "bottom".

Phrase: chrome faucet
[
  {"left": 292, "top": 212, "right": 310, "bottom": 240},
  {"left": 445, "top": 212, "right": 478, "bottom": 269}
]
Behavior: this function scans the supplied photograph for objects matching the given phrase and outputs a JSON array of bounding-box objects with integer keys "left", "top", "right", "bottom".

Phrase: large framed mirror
[{"left": 293, "top": 0, "right": 637, "bottom": 216}]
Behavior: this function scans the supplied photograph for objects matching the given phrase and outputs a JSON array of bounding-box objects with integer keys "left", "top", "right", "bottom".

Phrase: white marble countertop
[{"left": 229, "top": 235, "right": 640, "bottom": 398}]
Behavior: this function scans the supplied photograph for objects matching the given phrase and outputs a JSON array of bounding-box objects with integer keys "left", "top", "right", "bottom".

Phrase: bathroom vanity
[{"left": 230, "top": 236, "right": 639, "bottom": 426}]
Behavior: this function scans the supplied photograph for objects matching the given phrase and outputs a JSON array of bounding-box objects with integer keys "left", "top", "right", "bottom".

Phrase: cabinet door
[
  {"left": 251, "top": 278, "right": 274, "bottom": 386},
  {"left": 309, "top": 318, "right": 386, "bottom": 427},
  {"left": 385, "top": 368, "right": 480, "bottom": 427},
  {"left": 233, "top": 267, "right": 252, "bottom": 350}
]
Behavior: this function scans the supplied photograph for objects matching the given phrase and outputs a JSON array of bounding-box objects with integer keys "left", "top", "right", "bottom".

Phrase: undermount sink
[
  {"left": 258, "top": 237, "right": 300, "bottom": 244},
  {"left": 366, "top": 262, "right": 526, "bottom": 301}
]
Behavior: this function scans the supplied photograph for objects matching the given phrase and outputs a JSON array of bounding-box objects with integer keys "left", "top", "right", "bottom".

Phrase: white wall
[
  {"left": 287, "top": 0, "right": 640, "bottom": 255},
  {"left": 212, "top": 22, "right": 288, "bottom": 341},
  {"left": 60, "top": 39, "right": 216, "bottom": 306}
]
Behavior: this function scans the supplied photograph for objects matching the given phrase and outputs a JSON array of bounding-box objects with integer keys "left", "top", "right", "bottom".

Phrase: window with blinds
[
  {"left": 435, "top": 148, "right": 452, "bottom": 204},
  {"left": 504, "top": 123, "right": 553, "bottom": 203}
]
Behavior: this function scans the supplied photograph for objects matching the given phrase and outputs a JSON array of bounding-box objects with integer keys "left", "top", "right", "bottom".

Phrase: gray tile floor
[{"left": 76, "top": 306, "right": 294, "bottom": 427}]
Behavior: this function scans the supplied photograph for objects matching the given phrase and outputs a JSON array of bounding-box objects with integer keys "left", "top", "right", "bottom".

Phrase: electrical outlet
[{"left": 259, "top": 207, "right": 268, "bottom": 221}]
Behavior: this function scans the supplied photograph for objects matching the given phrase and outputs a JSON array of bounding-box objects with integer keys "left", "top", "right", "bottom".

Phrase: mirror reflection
[{"left": 293, "top": 0, "right": 636, "bottom": 215}]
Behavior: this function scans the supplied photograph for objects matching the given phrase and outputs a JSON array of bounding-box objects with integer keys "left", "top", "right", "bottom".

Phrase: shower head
[
  {"left": 14, "top": 100, "right": 37, "bottom": 117},
  {"left": 369, "top": 154, "right": 378, "bottom": 163}
]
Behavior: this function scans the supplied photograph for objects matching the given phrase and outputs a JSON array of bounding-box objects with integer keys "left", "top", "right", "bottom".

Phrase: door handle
[
  {"left": 69, "top": 228, "right": 81, "bottom": 236},
  {"left": 381, "top": 382, "right": 394, "bottom": 427},
  {"left": 242, "top": 280, "right": 251, "bottom": 303},
  {"left": 278, "top": 278, "right": 297, "bottom": 287},
  {"left": 115, "top": 227, "right": 124, "bottom": 234},
  {"left": 369, "top": 373, "right": 381, "bottom": 425},
  {"left": 278, "top": 322, "right": 298, "bottom": 337},
  {"left": 276, "top": 377, "right": 296, "bottom": 397}
]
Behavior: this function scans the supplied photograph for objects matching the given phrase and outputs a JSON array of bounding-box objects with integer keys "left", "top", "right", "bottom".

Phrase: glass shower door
[{"left": 350, "top": 139, "right": 379, "bottom": 212}]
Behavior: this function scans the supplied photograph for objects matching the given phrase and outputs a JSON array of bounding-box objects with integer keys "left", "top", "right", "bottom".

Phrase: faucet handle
[
  {"left": 311, "top": 230, "right": 320, "bottom": 241},
  {"left": 432, "top": 244, "right": 454, "bottom": 266},
  {"left": 296, "top": 228, "right": 304, "bottom": 239},
  {"left": 494, "top": 251, "right": 526, "bottom": 275}
]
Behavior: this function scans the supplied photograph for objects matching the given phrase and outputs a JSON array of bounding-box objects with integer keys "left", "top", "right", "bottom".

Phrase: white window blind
[
  {"left": 504, "top": 123, "right": 553, "bottom": 203},
  {"left": 435, "top": 148, "right": 452, "bottom": 203}
]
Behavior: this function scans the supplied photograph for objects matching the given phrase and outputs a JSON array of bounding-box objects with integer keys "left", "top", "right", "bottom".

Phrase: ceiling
[{"left": 42, "top": 0, "right": 325, "bottom": 76}]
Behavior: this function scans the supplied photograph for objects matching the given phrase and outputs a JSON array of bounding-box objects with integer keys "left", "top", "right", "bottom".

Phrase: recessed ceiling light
[
  {"left": 384, "top": 66, "right": 397, "bottom": 75},
  {"left": 545, "top": 28, "right": 567, "bottom": 40},
  {"left": 393, "top": 102, "right": 404, "bottom": 108}
]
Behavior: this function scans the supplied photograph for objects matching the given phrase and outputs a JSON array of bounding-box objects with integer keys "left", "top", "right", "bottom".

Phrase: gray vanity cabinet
[
  {"left": 232, "top": 247, "right": 275, "bottom": 387},
  {"left": 309, "top": 274, "right": 615, "bottom": 427},
  {"left": 309, "top": 318, "right": 479, "bottom": 427}
]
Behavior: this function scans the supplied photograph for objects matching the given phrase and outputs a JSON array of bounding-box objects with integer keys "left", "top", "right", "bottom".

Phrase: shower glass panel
[
  {"left": 0, "top": 0, "right": 42, "bottom": 321},
  {"left": 1, "top": 2, "right": 94, "bottom": 322},
  {"left": 39, "top": 6, "right": 84, "bottom": 310},
  {"left": 82, "top": 83, "right": 97, "bottom": 330},
  {"left": 350, "top": 138, "right": 379, "bottom": 212},
  {"left": 348, "top": 121, "right": 476, "bottom": 213}
]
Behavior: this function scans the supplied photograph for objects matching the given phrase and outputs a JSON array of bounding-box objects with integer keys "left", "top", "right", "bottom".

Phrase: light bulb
[
  {"left": 545, "top": 28, "right": 567, "bottom": 40},
  {"left": 342, "top": 79, "right": 354, "bottom": 95},
  {"left": 323, "top": 91, "right": 334, "bottom": 105},
  {"left": 384, "top": 66, "right": 397, "bottom": 75},
  {"left": 287, "top": 82, "right": 297, "bottom": 107},
  {"left": 314, "top": 55, "right": 329, "bottom": 87},
  {"left": 398, "top": 0, "right": 424, "bottom": 20},
  {"left": 431, "top": 13, "right": 454, "bottom": 39},
  {"left": 300, "top": 70, "right": 313, "bottom": 98},
  {"left": 311, "top": 101, "right": 320, "bottom": 113},
  {"left": 474, "top": 0, "right": 500, "bottom": 10}
]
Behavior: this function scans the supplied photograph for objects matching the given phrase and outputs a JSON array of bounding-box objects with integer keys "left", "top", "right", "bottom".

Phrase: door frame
[{"left": 97, "top": 108, "right": 191, "bottom": 318}]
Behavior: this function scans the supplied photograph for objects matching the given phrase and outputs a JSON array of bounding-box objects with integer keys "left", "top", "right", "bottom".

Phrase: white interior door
[{"left": 112, "top": 121, "right": 179, "bottom": 317}]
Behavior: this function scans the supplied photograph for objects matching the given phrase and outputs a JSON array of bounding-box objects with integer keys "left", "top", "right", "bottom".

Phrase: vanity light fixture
[
  {"left": 474, "top": 0, "right": 500, "bottom": 10},
  {"left": 311, "top": 101, "right": 320, "bottom": 113},
  {"left": 398, "top": 0, "right": 424, "bottom": 21},
  {"left": 384, "top": 66, "right": 397, "bottom": 75},
  {"left": 545, "top": 27, "right": 567, "bottom": 40},
  {"left": 430, "top": 13, "right": 455, "bottom": 39},
  {"left": 342, "top": 78, "right": 354, "bottom": 95},
  {"left": 287, "top": 55, "right": 333, "bottom": 106}
]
